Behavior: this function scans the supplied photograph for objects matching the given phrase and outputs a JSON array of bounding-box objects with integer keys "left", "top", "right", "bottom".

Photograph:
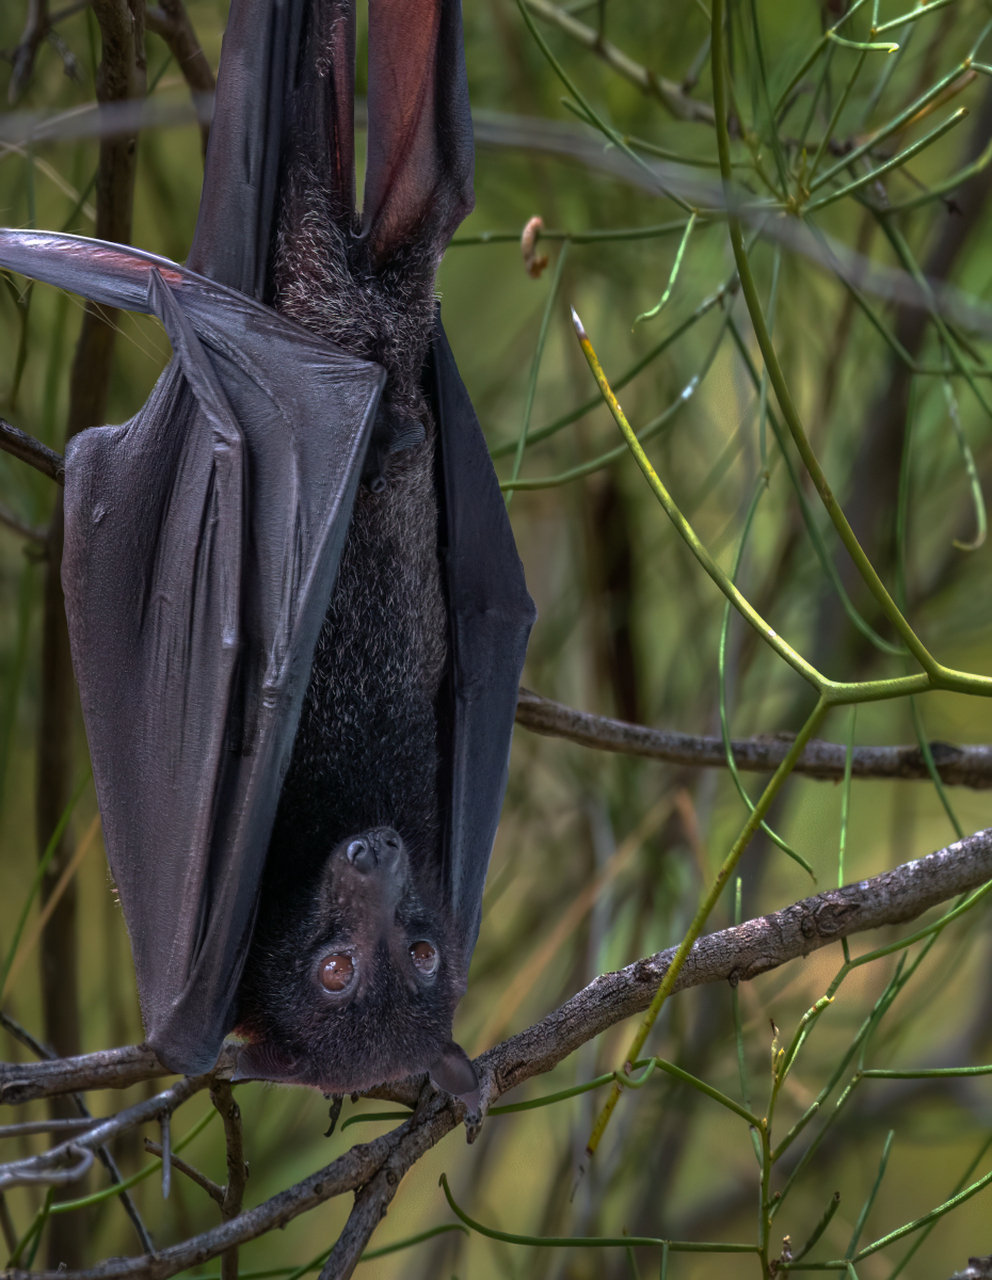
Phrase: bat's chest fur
[
  {"left": 271, "top": 450, "right": 447, "bottom": 873},
  {"left": 253, "top": 162, "right": 447, "bottom": 910}
]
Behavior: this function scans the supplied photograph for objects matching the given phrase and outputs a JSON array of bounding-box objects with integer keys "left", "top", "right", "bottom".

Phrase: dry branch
[
  {"left": 144, "top": 0, "right": 215, "bottom": 156},
  {"left": 2, "top": 826, "right": 990, "bottom": 1279},
  {"left": 950, "top": 1257, "right": 992, "bottom": 1280},
  {"left": 209, "top": 1080, "right": 247, "bottom": 1280},
  {"left": 0, "top": 501, "right": 46, "bottom": 543},
  {"left": 0, "top": 1075, "right": 210, "bottom": 1192},
  {"left": 143, "top": 1140, "right": 225, "bottom": 1207},
  {"left": 0, "top": 418, "right": 64, "bottom": 485},
  {"left": 6, "top": 0, "right": 48, "bottom": 103},
  {"left": 0, "top": 1045, "right": 173, "bottom": 1106},
  {"left": 515, "top": 687, "right": 992, "bottom": 787},
  {"left": 523, "top": 0, "right": 715, "bottom": 124}
]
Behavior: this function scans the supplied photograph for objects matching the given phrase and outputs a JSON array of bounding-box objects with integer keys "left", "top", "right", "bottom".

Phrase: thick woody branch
[
  {"left": 949, "top": 1257, "right": 992, "bottom": 1280},
  {"left": 0, "top": 418, "right": 65, "bottom": 485},
  {"left": 0, "top": 1015, "right": 154, "bottom": 1252},
  {"left": 2, "top": 828, "right": 990, "bottom": 1279},
  {"left": 0, "top": 1044, "right": 175, "bottom": 1106},
  {"left": 515, "top": 688, "right": 992, "bottom": 788},
  {"left": 483, "top": 826, "right": 992, "bottom": 1097}
]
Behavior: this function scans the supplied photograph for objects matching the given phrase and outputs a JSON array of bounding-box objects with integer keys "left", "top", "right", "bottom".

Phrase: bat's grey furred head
[{"left": 234, "top": 828, "right": 477, "bottom": 1104}]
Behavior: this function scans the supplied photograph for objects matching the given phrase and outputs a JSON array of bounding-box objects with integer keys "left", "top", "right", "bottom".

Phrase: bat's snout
[{"left": 344, "top": 827, "right": 403, "bottom": 874}]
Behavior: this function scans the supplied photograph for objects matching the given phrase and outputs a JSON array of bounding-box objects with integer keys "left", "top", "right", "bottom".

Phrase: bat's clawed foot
[
  {"left": 422, "top": 1041, "right": 486, "bottom": 1141},
  {"left": 323, "top": 1094, "right": 344, "bottom": 1137},
  {"left": 462, "top": 1104, "right": 484, "bottom": 1144}
]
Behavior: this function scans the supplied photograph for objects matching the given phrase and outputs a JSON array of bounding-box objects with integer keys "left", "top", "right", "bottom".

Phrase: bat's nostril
[{"left": 347, "top": 838, "right": 373, "bottom": 870}]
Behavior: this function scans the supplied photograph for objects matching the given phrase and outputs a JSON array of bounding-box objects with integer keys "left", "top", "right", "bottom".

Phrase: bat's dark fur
[{"left": 233, "top": 38, "right": 466, "bottom": 1089}]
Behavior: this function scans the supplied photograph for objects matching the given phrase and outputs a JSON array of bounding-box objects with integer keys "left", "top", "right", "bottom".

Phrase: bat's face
[{"left": 234, "top": 828, "right": 477, "bottom": 1102}]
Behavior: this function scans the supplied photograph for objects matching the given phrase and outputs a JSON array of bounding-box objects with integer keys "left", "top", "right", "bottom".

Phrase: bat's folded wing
[
  {"left": 30, "top": 244, "right": 388, "bottom": 1075},
  {"left": 431, "top": 315, "right": 537, "bottom": 976}
]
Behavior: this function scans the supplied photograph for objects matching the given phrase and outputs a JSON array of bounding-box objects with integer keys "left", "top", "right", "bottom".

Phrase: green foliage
[{"left": 2, "top": 0, "right": 992, "bottom": 1275}]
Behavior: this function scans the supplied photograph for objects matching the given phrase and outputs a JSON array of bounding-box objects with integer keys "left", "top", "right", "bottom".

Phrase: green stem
[
  {"left": 805, "top": 107, "right": 968, "bottom": 213},
  {"left": 491, "top": 274, "right": 731, "bottom": 458},
  {"left": 514, "top": 0, "right": 696, "bottom": 214},
  {"left": 452, "top": 220, "right": 694, "bottom": 247},
  {"left": 713, "top": 0, "right": 941, "bottom": 678},
  {"left": 505, "top": 307, "right": 730, "bottom": 490},
  {"left": 845, "top": 1131, "right": 894, "bottom": 1259},
  {"left": 806, "top": 50, "right": 868, "bottom": 188},
  {"left": 885, "top": 1135, "right": 992, "bottom": 1279},
  {"left": 572, "top": 310, "right": 822, "bottom": 688},
  {"left": 438, "top": 1175, "right": 760, "bottom": 1252},
  {"left": 507, "top": 240, "right": 571, "bottom": 496},
  {"left": 772, "top": 0, "right": 871, "bottom": 114},
  {"left": 635, "top": 213, "right": 698, "bottom": 323},
  {"left": 873, "top": 0, "right": 958, "bottom": 36},
  {"left": 718, "top": 479, "right": 813, "bottom": 874},
  {"left": 809, "top": 57, "right": 976, "bottom": 193},
  {"left": 585, "top": 697, "right": 828, "bottom": 1159}
]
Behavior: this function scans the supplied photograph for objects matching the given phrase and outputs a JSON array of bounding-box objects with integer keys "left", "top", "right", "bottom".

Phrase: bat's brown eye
[
  {"left": 410, "top": 941, "right": 438, "bottom": 976},
  {"left": 319, "top": 953, "right": 355, "bottom": 992}
]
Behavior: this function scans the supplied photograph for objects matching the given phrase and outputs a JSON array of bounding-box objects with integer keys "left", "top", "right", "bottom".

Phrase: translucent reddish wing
[{"left": 363, "top": 0, "right": 474, "bottom": 265}]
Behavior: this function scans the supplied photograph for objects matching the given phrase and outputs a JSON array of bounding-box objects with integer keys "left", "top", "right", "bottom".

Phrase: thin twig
[
  {"left": 0, "top": 1035, "right": 173, "bottom": 1106},
  {"left": 515, "top": 688, "right": 992, "bottom": 787},
  {"left": 144, "top": 1, "right": 215, "bottom": 156},
  {"left": 0, "top": 1119, "right": 99, "bottom": 1139},
  {"left": 143, "top": 1140, "right": 225, "bottom": 1207},
  {"left": 209, "top": 1080, "right": 247, "bottom": 1280},
  {"left": 523, "top": 0, "right": 715, "bottom": 123},
  {"left": 0, "top": 502, "right": 47, "bottom": 543},
  {"left": 7, "top": 0, "right": 48, "bottom": 104},
  {"left": 0, "top": 1013, "right": 155, "bottom": 1252},
  {"left": 0, "top": 1074, "right": 209, "bottom": 1191}
]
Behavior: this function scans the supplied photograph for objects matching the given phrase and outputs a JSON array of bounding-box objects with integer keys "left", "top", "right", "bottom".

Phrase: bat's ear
[
  {"left": 428, "top": 1040, "right": 479, "bottom": 1112},
  {"left": 232, "top": 1039, "right": 303, "bottom": 1084},
  {"left": 361, "top": 0, "right": 474, "bottom": 266}
]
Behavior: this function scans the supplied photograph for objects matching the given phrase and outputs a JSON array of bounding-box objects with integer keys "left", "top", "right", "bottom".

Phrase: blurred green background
[{"left": 2, "top": 0, "right": 992, "bottom": 1275}]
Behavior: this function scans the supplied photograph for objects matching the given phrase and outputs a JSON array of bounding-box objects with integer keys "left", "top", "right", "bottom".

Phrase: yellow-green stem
[{"left": 585, "top": 697, "right": 828, "bottom": 1159}]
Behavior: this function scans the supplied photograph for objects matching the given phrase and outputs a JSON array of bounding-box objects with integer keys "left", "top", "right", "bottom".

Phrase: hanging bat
[{"left": 0, "top": 0, "right": 534, "bottom": 1109}]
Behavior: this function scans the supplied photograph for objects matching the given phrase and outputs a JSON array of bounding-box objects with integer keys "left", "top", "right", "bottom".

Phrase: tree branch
[
  {"left": 0, "top": 1043, "right": 173, "bottom": 1106},
  {"left": 522, "top": 0, "right": 715, "bottom": 125},
  {"left": 142, "top": 1140, "right": 225, "bottom": 1206},
  {"left": 0, "top": 418, "right": 64, "bottom": 485},
  {"left": 209, "top": 1079, "right": 248, "bottom": 1280},
  {"left": 0, "top": 500, "right": 47, "bottom": 542},
  {"left": 6, "top": 0, "right": 48, "bottom": 104},
  {"left": 0, "top": 1075, "right": 209, "bottom": 1192},
  {"left": 144, "top": 0, "right": 215, "bottom": 156},
  {"left": 949, "top": 1256, "right": 992, "bottom": 1280},
  {"left": 2, "top": 827, "right": 990, "bottom": 1277},
  {"left": 515, "top": 688, "right": 992, "bottom": 787}
]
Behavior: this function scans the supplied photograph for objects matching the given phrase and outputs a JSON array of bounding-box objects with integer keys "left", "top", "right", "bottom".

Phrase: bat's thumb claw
[{"left": 428, "top": 1041, "right": 480, "bottom": 1131}]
